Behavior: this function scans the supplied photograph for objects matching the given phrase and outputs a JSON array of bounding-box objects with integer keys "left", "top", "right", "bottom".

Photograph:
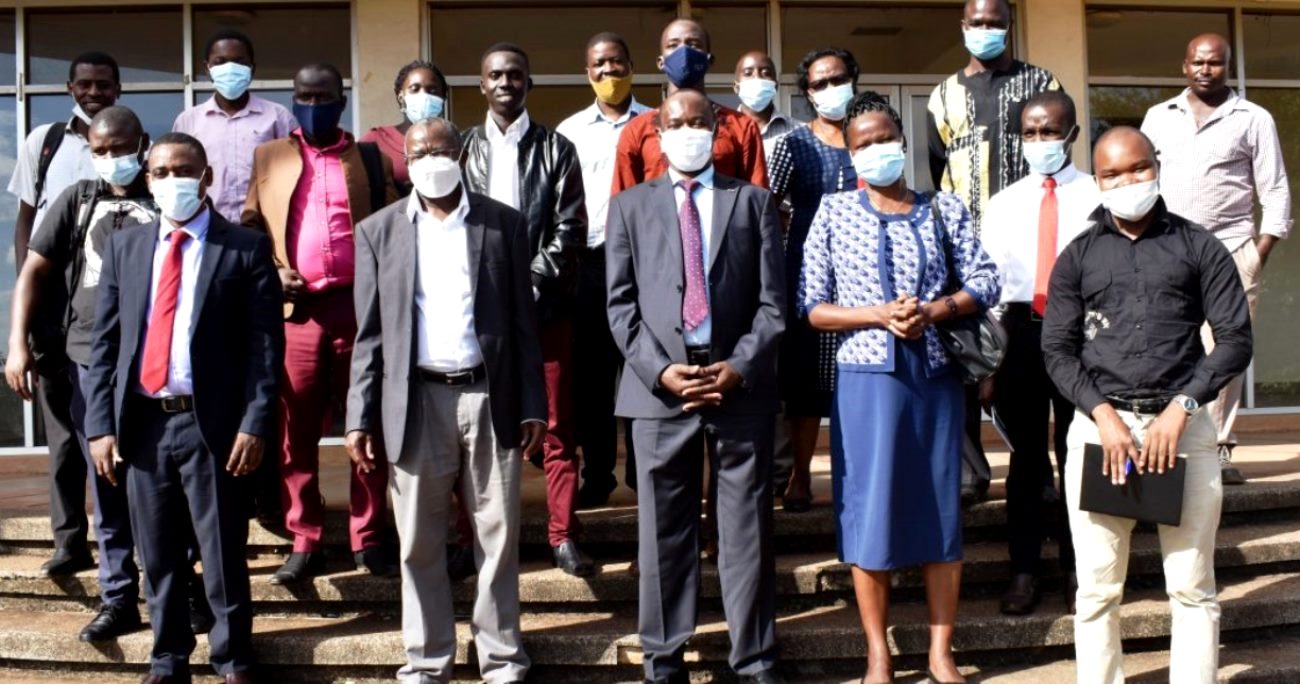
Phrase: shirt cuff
[
  {"left": 521, "top": 418, "right": 547, "bottom": 427},
  {"left": 1076, "top": 386, "right": 1109, "bottom": 417}
]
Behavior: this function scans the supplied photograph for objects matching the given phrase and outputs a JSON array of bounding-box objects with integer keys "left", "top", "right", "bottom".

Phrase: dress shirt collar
[
  {"left": 406, "top": 187, "right": 471, "bottom": 226},
  {"left": 159, "top": 206, "right": 212, "bottom": 243},
  {"left": 668, "top": 164, "right": 716, "bottom": 190},
  {"left": 197, "top": 93, "right": 266, "bottom": 119},
  {"left": 291, "top": 127, "right": 353, "bottom": 154},
  {"left": 1170, "top": 88, "right": 1246, "bottom": 119},
  {"left": 584, "top": 97, "right": 645, "bottom": 126},
  {"left": 1029, "top": 161, "right": 1081, "bottom": 185},
  {"left": 761, "top": 110, "right": 790, "bottom": 135},
  {"left": 485, "top": 109, "right": 531, "bottom": 145}
]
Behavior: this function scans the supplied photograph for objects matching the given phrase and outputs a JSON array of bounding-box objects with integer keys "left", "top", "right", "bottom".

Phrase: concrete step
[
  {"left": 4, "top": 520, "right": 1298, "bottom": 614},
  {"left": 0, "top": 571, "right": 1297, "bottom": 677}
]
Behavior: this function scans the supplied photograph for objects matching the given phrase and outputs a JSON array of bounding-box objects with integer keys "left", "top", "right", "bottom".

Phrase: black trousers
[
  {"left": 573, "top": 247, "right": 636, "bottom": 491},
  {"left": 36, "top": 366, "right": 88, "bottom": 556},
  {"left": 994, "top": 309, "right": 1075, "bottom": 576},
  {"left": 123, "top": 398, "right": 254, "bottom": 677}
]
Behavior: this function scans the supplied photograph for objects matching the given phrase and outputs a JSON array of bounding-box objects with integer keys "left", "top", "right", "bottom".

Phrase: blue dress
[
  {"left": 799, "top": 189, "right": 1001, "bottom": 570},
  {"left": 769, "top": 126, "right": 857, "bottom": 417}
]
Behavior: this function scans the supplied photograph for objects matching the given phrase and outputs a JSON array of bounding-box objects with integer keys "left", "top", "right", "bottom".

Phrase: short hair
[
  {"left": 1024, "top": 90, "right": 1077, "bottom": 130},
  {"left": 69, "top": 51, "right": 120, "bottom": 85},
  {"left": 297, "top": 62, "right": 345, "bottom": 96},
  {"left": 842, "top": 90, "right": 904, "bottom": 139},
  {"left": 797, "top": 47, "right": 860, "bottom": 93},
  {"left": 1093, "top": 125, "right": 1157, "bottom": 164},
  {"left": 88, "top": 106, "right": 142, "bottom": 138},
  {"left": 393, "top": 60, "right": 447, "bottom": 95},
  {"left": 204, "top": 29, "right": 255, "bottom": 63},
  {"left": 151, "top": 131, "right": 209, "bottom": 167},
  {"left": 482, "top": 42, "right": 530, "bottom": 72},
  {"left": 586, "top": 32, "right": 631, "bottom": 61},
  {"left": 966, "top": 0, "right": 1013, "bottom": 16},
  {"left": 408, "top": 117, "right": 463, "bottom": 149},
  {"left": 657, "top": 89, "right": 716, "bottom": 128},
  {"left": 662, "top": 18, "right": 711, "bottom": 53}
]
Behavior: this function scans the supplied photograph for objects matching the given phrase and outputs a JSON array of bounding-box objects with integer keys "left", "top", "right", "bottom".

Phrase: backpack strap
[
  {"left": 356, "top": 142, "right": 386, "bottom": 216},
  {"left": 62, "top": 181, "right": 103, "bottom": 333},
  {"left": 34, "top": 123, "right": 68, "bottom": 209}
]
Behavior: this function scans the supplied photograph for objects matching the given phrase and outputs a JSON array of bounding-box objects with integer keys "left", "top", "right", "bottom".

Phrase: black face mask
[{"left": 293, "top": 100, "right": 346, "bottom": 143}]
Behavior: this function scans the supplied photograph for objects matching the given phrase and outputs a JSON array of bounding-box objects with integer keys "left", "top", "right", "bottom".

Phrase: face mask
[
  {"left": 209, "top": 62, "right": 253, "bottom": 101},
  {"left": 92, "top": 143, "right": 143, "bottom": 187},
  {"left": 660, "top": 127, "right": 714, "bottom": 173},
  {"left": 737, "top": 78, "right": 778, "bottom": 112},
  {"left": 410, "top": 155, "right": 462, "bottom": 199},
  {"left": 661, "top": 45, "right": 710, "bottom": 88},
  {"left": 151, "top": 176, "right": 206, "bottom": 222},
  {"left": 964, "top": 28, "right": 1008, "bottom": 61},
  {"left": 1101, "top": 179, "right": 1160, "bottom": 221},
  {"left": 401, "top": 91, "right": 445, "bottom": 124},
  {"left": 1023, "top": 138, "right": 1070, "bottom": 176},
  {"left": 293, "top": 100, "right": 346, "bottom": 143},
  {"left": 72, "top": 103, "right": 94, "bottom": 126},
  {"left": 590, "top": 75, "right": 633, "bottom": 106},
  {"left": 852, "top": 142, "right": 907, "bottom": 187},
  {"left": 811, "top": 83, "right": 855, "bottom": 121}
]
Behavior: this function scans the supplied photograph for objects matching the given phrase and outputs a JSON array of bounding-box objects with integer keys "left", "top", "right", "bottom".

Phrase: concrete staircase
[{"left": 0, "top": 434, "right": 1299, "bottom": 682}]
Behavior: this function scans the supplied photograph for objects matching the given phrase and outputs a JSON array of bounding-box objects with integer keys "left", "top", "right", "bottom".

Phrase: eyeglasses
[
  {"left": 807, "top": 74, "right": 853, "bottom": 92},
  {"left": 404, "top": 148, "right": 460, "bottom": 163}
]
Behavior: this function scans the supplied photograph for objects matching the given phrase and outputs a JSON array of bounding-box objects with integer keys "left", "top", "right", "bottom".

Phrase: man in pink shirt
[{"left": 242, "top": 63, "right": 398, "bottom": 584}]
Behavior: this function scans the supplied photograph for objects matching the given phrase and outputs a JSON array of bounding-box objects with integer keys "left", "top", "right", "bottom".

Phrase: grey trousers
[
  {"left": 389, "top": 377, "right": 528, "bottom": 684},
  {"left": 632, "top": 411, "right": 779, "bottom": 680}
]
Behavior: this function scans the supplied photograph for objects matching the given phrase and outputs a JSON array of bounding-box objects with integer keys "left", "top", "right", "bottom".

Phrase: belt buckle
[
  {"left": 160, "top": 396, "right": 188, "bottom": 413},
  {"left": 444, "top": 370, "right": 470, "bottom": 385}
]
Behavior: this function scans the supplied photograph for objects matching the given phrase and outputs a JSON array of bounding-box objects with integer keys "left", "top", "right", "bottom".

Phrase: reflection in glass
[
  {"left": 447, "top": 85, "right": 661, "bottom": 132},
  {"left": 0, "top": 12, "right": 15, "bottom": 87},
  {"left": 1087, "top": 86, "right": 1181, "bottom": 145},
  {"left": 29, "top": 93, "right": 184, "bottom": 143},
  {"left": 26, "top": 8, "right": 183, "bottom": 84},
  {"left": 0, "top": 95, "right": 23, "bottom": 446},
  {"left": 691, "top": 4, "right": 767, "bottom": 76},
  {"left": 781, "top": 6, "right": 966, "bottom": 76},
  {"left": 1086, "top": 9, "right": 1230, "bottom": 79},
  {"left": 193, "top": 4, "right": 352, "bottom": 82},
  {"left": 1243, "top": 14, "right": 1300, "bottom": 81}
]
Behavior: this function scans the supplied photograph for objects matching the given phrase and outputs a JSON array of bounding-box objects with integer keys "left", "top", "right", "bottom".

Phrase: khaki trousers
[
  {"left": 1065, "top": 408, "right": 1222, "bottom": 684},
  {"left": 1200, "top": 239, "right": 1263, "bottom": 447}
]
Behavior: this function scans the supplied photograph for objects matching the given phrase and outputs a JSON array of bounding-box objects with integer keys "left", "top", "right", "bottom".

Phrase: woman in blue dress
[
  {"left": 799, "top": 92, "right": 1000, "bottom": 684},
  {"left": 768, "top": 47, "right": 861, "bottom": 511}
]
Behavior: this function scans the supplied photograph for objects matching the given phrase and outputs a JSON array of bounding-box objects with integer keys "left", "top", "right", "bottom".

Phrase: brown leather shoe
[{"left": 225, "top": 672, "right": 255, "bottom": 684}]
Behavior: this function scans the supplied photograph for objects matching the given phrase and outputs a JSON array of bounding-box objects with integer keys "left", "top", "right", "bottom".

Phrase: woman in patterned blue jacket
[{"left": 799, "top": 91, "right": 1000, "bottom": 684}]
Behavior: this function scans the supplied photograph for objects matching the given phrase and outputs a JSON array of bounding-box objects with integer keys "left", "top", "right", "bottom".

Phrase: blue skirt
[{"left": 831, "top": 341, "right": 963, "bottom": 570}]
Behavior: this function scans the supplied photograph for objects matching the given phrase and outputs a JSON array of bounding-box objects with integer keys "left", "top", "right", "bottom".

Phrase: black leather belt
[
  {"left": 138, "top": 395, "right": 194, "bottom": 413},
  {"left": 685, "top": 345, "right": 711, "bottom": 366},
  {"left": 1002, "top": 302, "right": 1043, "bottom": 323},
  {"left": 418, "top": 365, "right": 485, "bottom": 387},
  {"left": 1107, "top": 394, "right": 1174, "bottom": 414}
]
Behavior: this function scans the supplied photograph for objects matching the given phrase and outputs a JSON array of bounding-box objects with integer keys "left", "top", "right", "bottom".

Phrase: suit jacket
[
  {"left": 83, "top": 213, "right": 285, "bottom": 459},
  {"left": 345, "top": 191, "right": 547, "bottom": 462},
  {"left": 461, "top": 121, "right": 587, "bottom": 322},
  {"left": 240, "top": 133, "right": 398, "bottom": 318},
  {"left": 605, "top": 172, "right": 785, "bottom": 420}
]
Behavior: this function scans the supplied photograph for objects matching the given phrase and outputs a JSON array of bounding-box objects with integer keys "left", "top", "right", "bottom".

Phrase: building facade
[{"left": 0, "top": 0, "right": 1295, "bottom": 451}]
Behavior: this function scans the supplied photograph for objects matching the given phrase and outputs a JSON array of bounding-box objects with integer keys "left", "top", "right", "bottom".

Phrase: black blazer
[
  {"left": 345, "top": 191, "right": 547, "bottom": 463},
  {"left": 605, "top": 172, "right": 785, "bottom": 420},
  {"left": 83, "top": 212, "right": 284, "bottom": 459}
]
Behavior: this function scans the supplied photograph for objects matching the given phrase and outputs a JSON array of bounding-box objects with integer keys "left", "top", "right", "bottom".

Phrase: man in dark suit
[
  {"left": 345, "top": 118, "right": 546, "bottom": 684},
  {"left": 605, "top": 89, "right": 786, "bottom": 684},
  {"left": 84, "top": 132, "right": 283, "bottom": 684}
]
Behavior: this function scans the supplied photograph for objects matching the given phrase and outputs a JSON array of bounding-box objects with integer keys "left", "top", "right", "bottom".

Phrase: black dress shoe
[
  {"left": 354, "top": 546, "right": 399, "bottom": 578},
  {"left": 1065, "top": 571, "right": 1079, "bottom": 614},
  {"left": 999, "top": 573, "right": 1041, "bottom": 615},
  {"left": 269, "top": 551, "right": 326, "bottom": 585},
  {"left": 960, "top": 479, "right": 990, "bottom": 507},
  {"left": 140, "top": 673, "right": 192, "bottom": 684},
  {"left": 741, "top": 669, "right": 788, "bottom": 683},
  {"left": 190, "top": 594, "right": 215, "bottom": 634},
  {"left": 552, "top": 540, "right": 595, "bottom": 578},
  {"left": 576, "top": 481, "right": 616, "bottom": 510},
  {"left": 447, "top": 545, "right": 477, "bottom": 582},
  {"left": 40, "top": 550, "right": 94, "bottom": 577},
  {"left": 80, "top": 602, "right": 143, "bottom": 642}
]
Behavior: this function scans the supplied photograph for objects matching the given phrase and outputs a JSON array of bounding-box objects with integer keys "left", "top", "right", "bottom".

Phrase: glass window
[
  {"left": 1086, "top": 9, "right": 1231, "bottom": 79},
  {"left": 447, "top": 84, "right": 660, "bottom": 131},
  {"left": 430, "top": 4, "right": 676, "bottom": 75},
  {"left": 1243, "top": 13, "right": 1300, "bottom": 81},
  {"left": 1087, "top": 86, "right": 1182, "bottom": 143},
  {"left": 691, "top": 4, "right": 767, "bottom": 76},
  {"left": 29, "top": 92, "right": 185, "bottom": 143},
  {"left": 0, "top": 94, "right": 21, "bottom": 447},
  {"left": 26, "top": 8, "right": 183, "bottom": 84},
  {"left": 0, "top": 11, "right": 15, "bottom": 87},
  {"left": 781, "top": 6, "right": 966, "bottom": 77},
  {"left": 192, "top": 4, "right": 352, "bottom": 82}
]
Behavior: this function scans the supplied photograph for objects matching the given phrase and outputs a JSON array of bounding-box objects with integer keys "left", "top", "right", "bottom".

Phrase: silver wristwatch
[{"left": 1172, "top": 394, "right": 1199, "bottom": 415}]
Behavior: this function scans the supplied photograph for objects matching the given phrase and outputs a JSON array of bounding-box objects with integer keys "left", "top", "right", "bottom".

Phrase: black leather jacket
[{"left": 462, "top": 120, "right": 587, "bottom": 322}]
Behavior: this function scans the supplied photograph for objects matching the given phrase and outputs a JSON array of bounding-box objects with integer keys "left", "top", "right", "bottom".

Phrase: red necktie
[
  {"left": 1032, "top": 176, "right": 1058, "bottom": 317},
  {"left": 140, "top": 229, "right": 189, "bottom": 394}
]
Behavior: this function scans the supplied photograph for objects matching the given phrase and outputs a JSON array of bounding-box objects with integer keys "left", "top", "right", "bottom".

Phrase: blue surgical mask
[
  {"left": 811, "top": 83, "right": 854, "bottom": 121},
  {"left": 92, "top": 142, "right": 143, "bottom": 187},
  {"left": 1022, "top": 138, "right": 1070, "bottom": 177},
  {"left": 209, "top": 62, "right": 253, "bottom": 101},
  {"left": 293, "top": 100, "right": 347, "bottom": 144},
  {"left": 964, "top": 28, "right": 1008, "bottom": 61},
  {"left": 151, "top": 176, "right": 206, "bottom": 222},
  {"left": 853, "top": 142, "right": 907, "bottom": 187},
  {"left": 401, "top": 91, "right": 445, "bottom": 124},
  {"left": 661, "top": 45, "right": 710, "bottom": 88},
  {"left": 737, "top": 78, "right": 777, "bottom": 112}
]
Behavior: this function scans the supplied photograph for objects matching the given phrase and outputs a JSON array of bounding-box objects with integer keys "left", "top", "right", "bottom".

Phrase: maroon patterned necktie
[{"left": 677, "top": 178, "right": 709, "bottom": 331}]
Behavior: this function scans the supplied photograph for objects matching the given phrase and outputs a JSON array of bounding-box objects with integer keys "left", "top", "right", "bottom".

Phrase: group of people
[{"left": 1, "top": 0, "right": 1285, "bottom": 682}]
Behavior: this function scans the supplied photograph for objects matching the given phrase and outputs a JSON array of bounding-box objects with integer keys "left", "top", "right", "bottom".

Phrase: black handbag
[{"left": 929, "top": 195, "right": 1007, "bottom": 385}]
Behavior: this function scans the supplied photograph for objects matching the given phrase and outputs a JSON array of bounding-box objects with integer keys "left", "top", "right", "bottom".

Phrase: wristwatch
[{"left": 1171, "top": 394, "right": 1200, "bottom": 415}]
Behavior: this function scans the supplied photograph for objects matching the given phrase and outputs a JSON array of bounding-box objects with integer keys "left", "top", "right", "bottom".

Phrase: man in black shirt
[{"left": 1042, "top": 126, "right": 1251, "bottom": 684}]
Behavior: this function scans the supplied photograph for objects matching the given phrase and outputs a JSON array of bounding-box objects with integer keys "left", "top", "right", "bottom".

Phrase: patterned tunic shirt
[{"left": 798, "top": 190, "right": 1001, "bottom": 376}]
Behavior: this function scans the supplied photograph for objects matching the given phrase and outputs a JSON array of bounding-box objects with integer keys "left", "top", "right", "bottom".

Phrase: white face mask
[
  {"left": 402, "top": 91, "right": 445, "bottom": 124},
  {"left": 811, "top": 83, "right": 854, "bottom": 121},
  {"left": 1100, "top": 179, "right": 1160, "bottom": 221},
  {"left": 410, "top": 155, "right": 462, "bottom": 199},
  {"left": 659, "top": 127, "right": 714, "bottom": 173},
  {"left": 1022, "top": 139, "right": 1070, "bottom": 177},
  {"left": 72, "top": 103, "right": 95, "bottom": 126},
  {"left": 151, "top": 176, "right": 206, "bottom": 222}
]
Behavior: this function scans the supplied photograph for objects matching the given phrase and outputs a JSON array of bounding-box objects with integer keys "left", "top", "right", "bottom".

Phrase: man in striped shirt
[{"left": 1140, "top": 33, "right": 1292, "bottom": 485}]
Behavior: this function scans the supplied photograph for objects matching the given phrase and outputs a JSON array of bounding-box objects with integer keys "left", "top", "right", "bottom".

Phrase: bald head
[
  {"left": 88, "top": 106, "right": 147, "bottom": 171},
  {"left": 1187, "top": 33, "right": 1232, "bottom": 63},
  {"left": 1093, "top": 126, "right": 1159, "bottom": 192},
  {"left": 964, "top": 0, "right": 1012, "bottom": 29},
  {"left": 404, "top": 117, "right": 462, "bottom": 158},
  {"left": 1183, "top": 33, "right": 1231, "bottom": 101},
  {"left": 658, "top": 89, "right": 716, "bottom": 131},
  {"left": 660, "top": 18, "right": 711, "bottom": 55},
  {"left": 90, "top": 106, "right": 143, "bottom": 139}
]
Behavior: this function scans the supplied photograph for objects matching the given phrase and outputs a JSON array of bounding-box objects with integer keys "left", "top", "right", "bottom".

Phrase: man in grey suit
[
  {"left": 605, "top": 89, "right": 786, "bottom": 684},
  {"left": 344, "top": 118, "right": 546, "bottom": 684}
]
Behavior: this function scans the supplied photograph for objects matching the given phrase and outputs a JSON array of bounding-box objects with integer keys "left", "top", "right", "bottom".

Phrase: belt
[
  {"left": 417, "top": 365, "right": 485, "bottom": 387},
  {"left": 137, "top": 394, "right": 194, "bottom": 413},
  {"left": 1002, "top": 302, "right": 1043, "bottom": 322},
  {"left": 685, "top": 345, "right": 711, "bottom": 366},
  {"left": 1106, "top": 394, "right": 1175, "bottom": 414}
]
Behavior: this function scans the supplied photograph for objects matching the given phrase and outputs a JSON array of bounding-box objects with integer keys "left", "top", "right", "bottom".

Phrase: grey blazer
[
  {"left": 345, "top": 191, "right": 547, "bottom": 462},
  {"left": 605, "top": 172, "right": 785, "bottom": 420}
]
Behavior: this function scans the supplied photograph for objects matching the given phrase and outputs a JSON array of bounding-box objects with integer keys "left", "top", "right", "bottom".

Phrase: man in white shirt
[
  {"left": 981, "top": 91, "right": 1100, "bottom": 617},
  {"left": 556, "top": 32, "right": 651, "bottom": 508}
]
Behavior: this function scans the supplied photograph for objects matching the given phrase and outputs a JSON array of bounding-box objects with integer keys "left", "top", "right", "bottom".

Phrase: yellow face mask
[{"left": 590, "top": 75, "right": 633, "bottom": 105}]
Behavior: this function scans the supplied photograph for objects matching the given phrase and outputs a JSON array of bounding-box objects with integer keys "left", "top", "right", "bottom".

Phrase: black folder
[{"left": 1079, "top": 443, "right": 1186, "bottom": 526}]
